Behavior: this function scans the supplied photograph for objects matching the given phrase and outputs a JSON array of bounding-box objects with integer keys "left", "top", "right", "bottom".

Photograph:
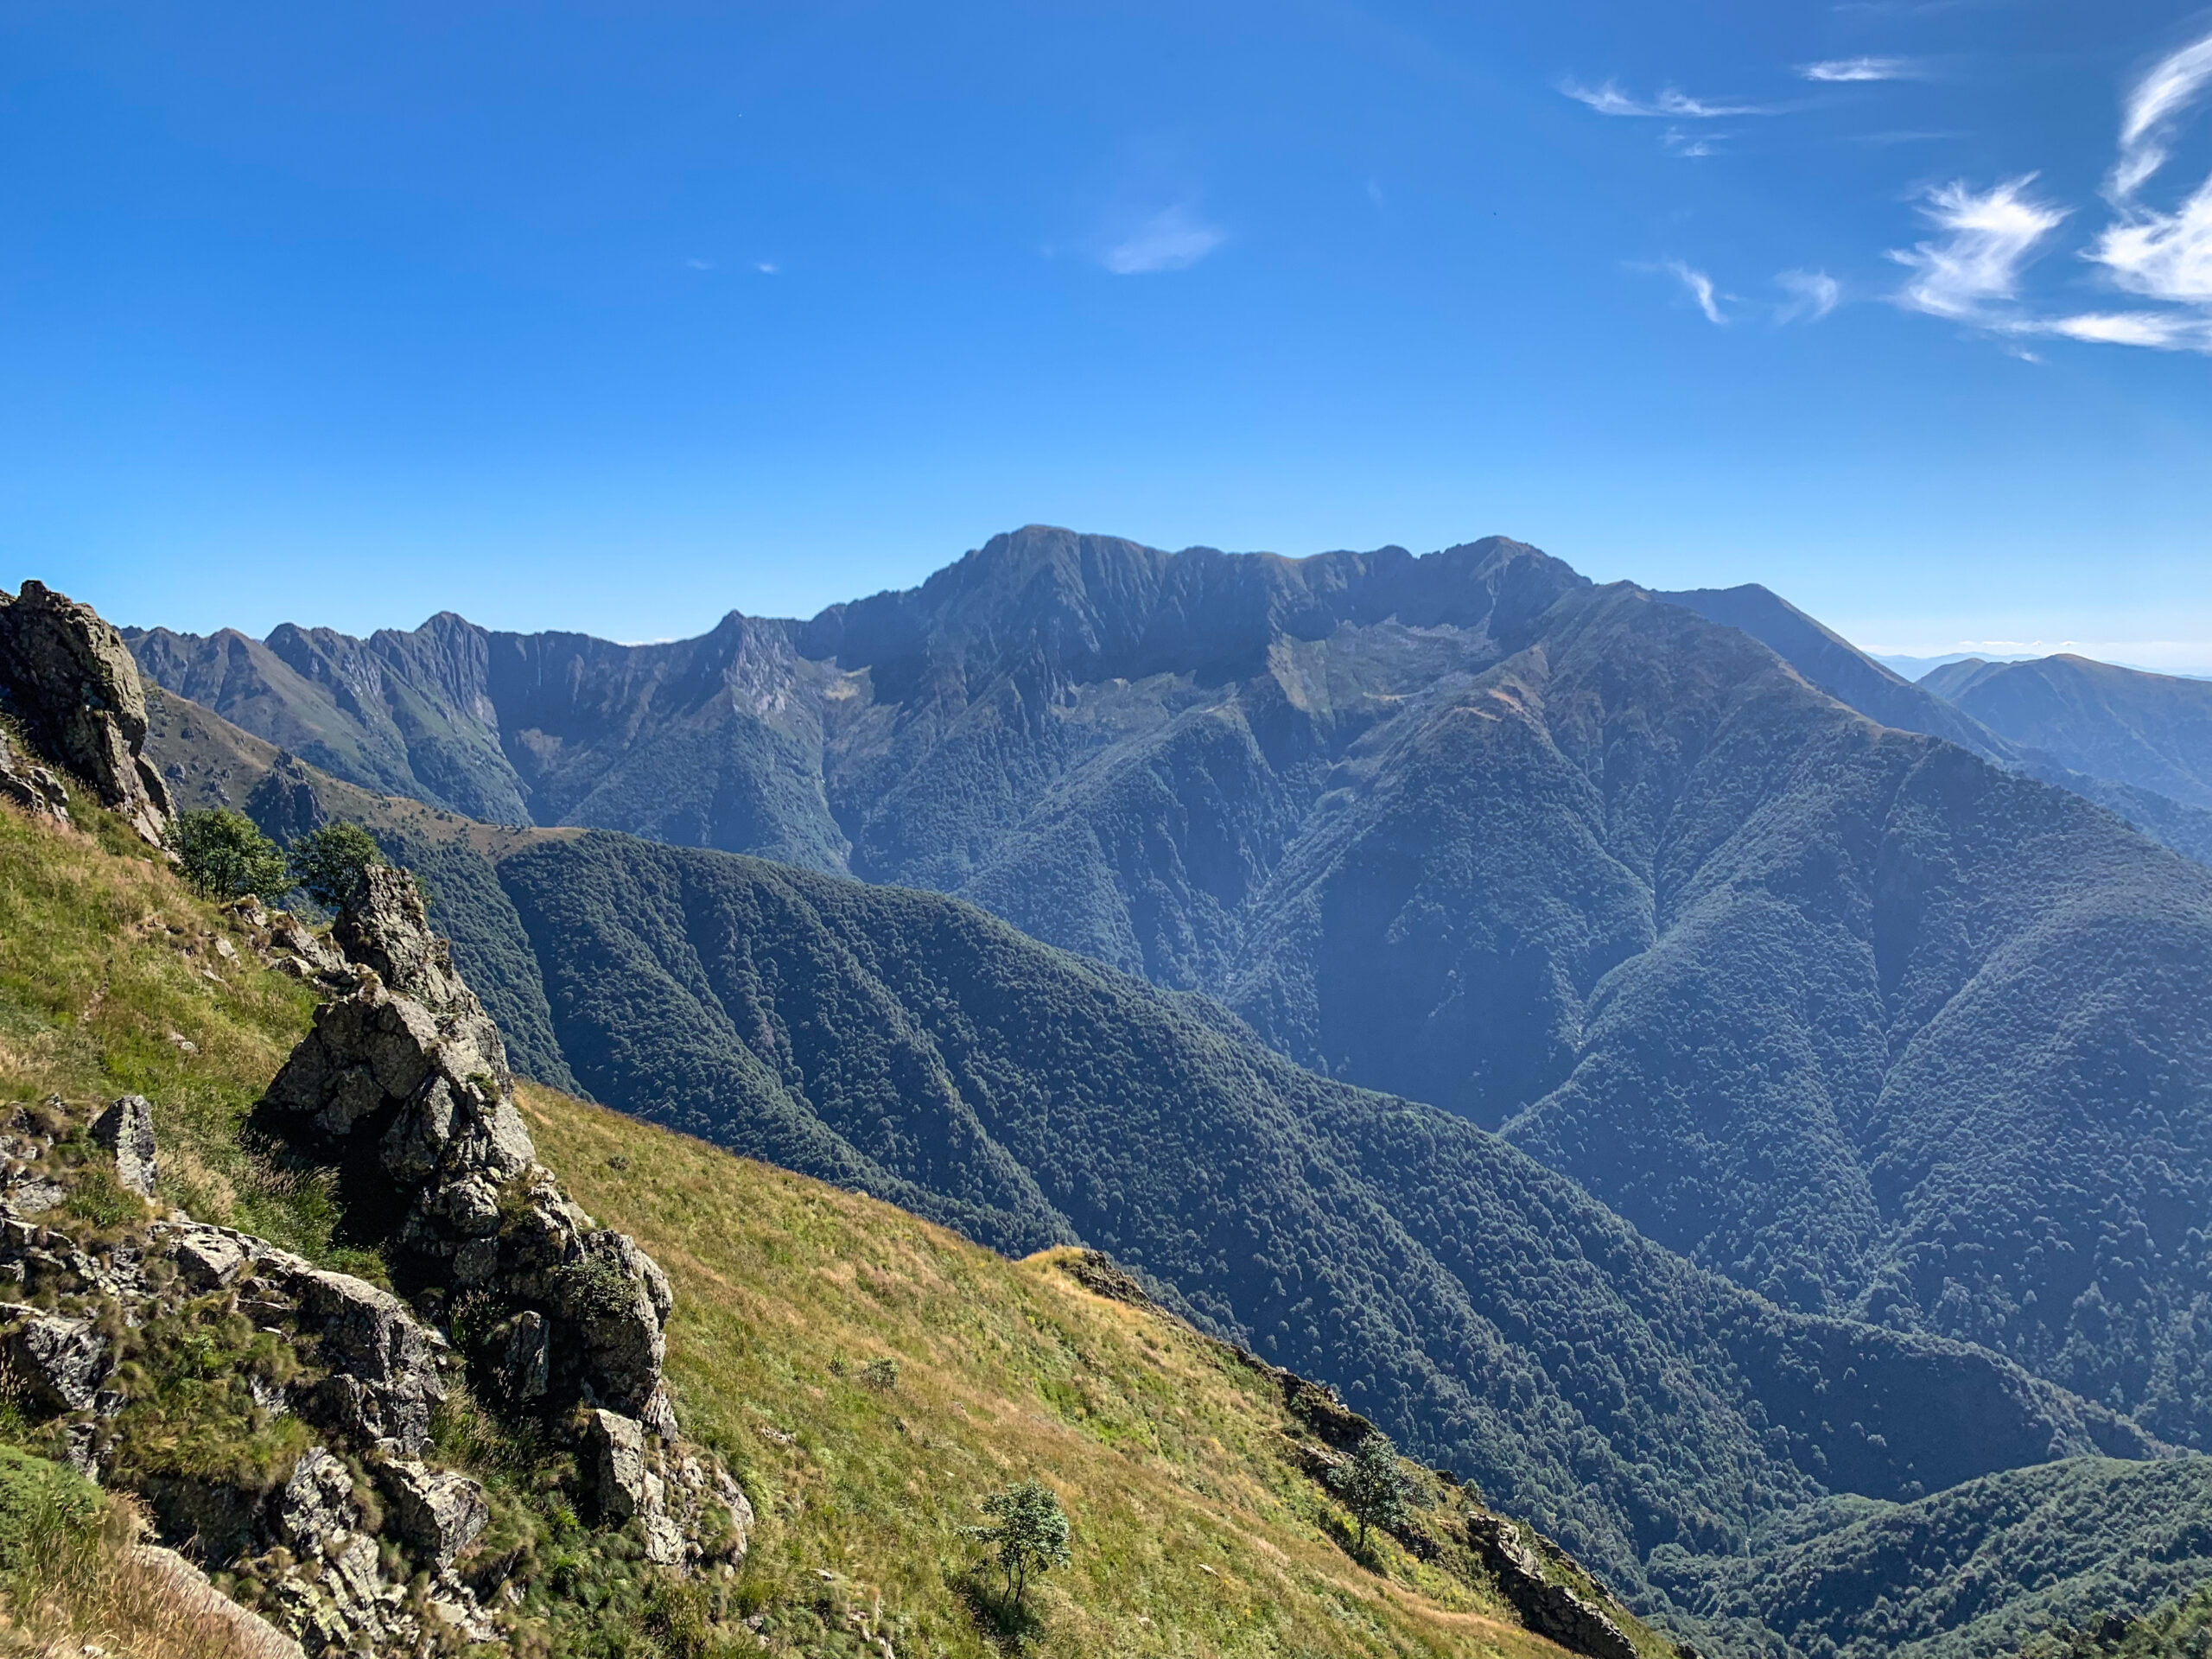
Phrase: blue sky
[{"left": 4, "top": 2, "right": 2209, "bottom": 668}]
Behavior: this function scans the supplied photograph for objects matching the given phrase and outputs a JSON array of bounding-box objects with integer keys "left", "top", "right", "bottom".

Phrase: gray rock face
[
  {"left": 0, "top": 1301, "right": 105, "bottom": 1410},
  {"left": 585, "top": 1407, "right": 650, "bottom": 1522},
  {"left": 0, "top": 727, "right": 71, "bottom": 827},
  {"left": 0, "top": 580, "right": 172, "bottom": 845},
  {"left": 92, "top": 1094, "right": 158, "bottom": 1198},
  {"left": 171, "top": 1224, "right": 248, "bottom": 1291},
  {"left": 262, "top": 865, "right": 667, "bottom": 1418},
  {"left": 153, "top": 1222, "right": 447, "bottom": 1456},
  {"left": 276, "top": 1447, "right": 360, "bottom": 1556},
  {"left": 279, "top": 1261, "right": 447, "bottom": 1456},
  {"left": 382, "top": 1459, "right": 490, "bottom": 1567},
  {"left": 1466, "top": 1514, "right": 1639, "bottom": 1659},
  {"left": 583, "top": 1405, "right": 748, "bottom": 1567},
  {"left": 491, "top": 1309, "right": 549, "bottom": 1401}
]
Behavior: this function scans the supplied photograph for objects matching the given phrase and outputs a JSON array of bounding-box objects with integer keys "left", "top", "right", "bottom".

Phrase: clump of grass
[{"left": 0, "top": 1446, "right": 263, "bottom": 1659}]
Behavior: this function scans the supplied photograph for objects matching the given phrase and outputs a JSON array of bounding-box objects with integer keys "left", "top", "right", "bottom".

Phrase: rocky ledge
[{"left": 0, "top": 865, "right": 750, "bottom": 1655}]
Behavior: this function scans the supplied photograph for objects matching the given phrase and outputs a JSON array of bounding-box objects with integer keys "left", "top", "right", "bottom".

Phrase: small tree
[
  {"left": 1330, "top": 1432, "right": 1415, "bottom": 1553},
  {"left": 288, "top": 820, "right": 384, "bottom": 909},
  {"left": 170, "top": 809, "right": 290, "bottom": 903},
  {"left": 962, "top": 1479, "right": 1070, "bottom": 1611}
]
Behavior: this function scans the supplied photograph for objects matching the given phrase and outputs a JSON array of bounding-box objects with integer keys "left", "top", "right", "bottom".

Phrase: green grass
[
  {"left": 0, "top": 791, "right": 351, "bottom": 1261},
  {"left": 529, "top": 1079, "right": 1678, "bottom": 1659}
]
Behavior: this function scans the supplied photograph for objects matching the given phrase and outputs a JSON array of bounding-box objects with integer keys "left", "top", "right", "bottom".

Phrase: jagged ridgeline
[
  {"left": 106, "top": 559, "right": 2212, "bottom": 1657},
  {"left": 125, "top": 528, "right": 2212, "bottom": 1471},
  {"left": 0, "top": 585, "right": 1738, "bottom": 1658}
]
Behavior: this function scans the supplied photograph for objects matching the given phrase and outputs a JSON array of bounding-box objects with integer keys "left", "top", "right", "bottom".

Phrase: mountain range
[
  {"left": 128, "top": 690, "right": 2212, "bottom": 1657},
  {"left": 1919, "top": 654, "right": 2212, "bottom": 813},
  {"left": 130, "top": 528, "right": 2212, "bottom": 1452}
]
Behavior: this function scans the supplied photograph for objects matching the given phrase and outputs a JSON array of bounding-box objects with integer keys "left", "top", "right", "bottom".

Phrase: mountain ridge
[{"left": 125, "top": 531, "right": 2212, "bottom": 1457}]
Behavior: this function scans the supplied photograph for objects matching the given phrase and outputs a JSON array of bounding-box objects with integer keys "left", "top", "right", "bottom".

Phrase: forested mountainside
[
  {"left": 1917, "top": 656, "right": 2212, "bottom": 814},
  {"left": 1656, "top": 586, "right": 2212, "bottom": 869},
  {"left": 372, "top": 830, "right": 2168, "bottom": 1606},
  {"left": 1662, "top": 1456, "right": 2212, "bottom": 1659},
  {"left": 133, "top": 529, "right": 2212, "bottom": 1459}
]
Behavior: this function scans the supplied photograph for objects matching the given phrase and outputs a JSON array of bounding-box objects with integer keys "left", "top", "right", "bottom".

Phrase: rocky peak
[{"left": 0, "top": 579, "right": 175, "bottom": 845}]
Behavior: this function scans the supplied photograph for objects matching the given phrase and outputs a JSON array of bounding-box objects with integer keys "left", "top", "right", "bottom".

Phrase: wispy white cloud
[
  {"left": 2088, "top": 183, "right": 2212, "bottom": 308},
  {"left": 2076, "top": 31, "right": 2212, "bottom": 335},
  {"left": 1888, "top": 176, "right": 2065, "bottom": 321},
  {"left": 684, "top": 257, "right": 715, "bottom": 270},
  {"left": 754, "top": 261, "right": 779, "bottom": 275},
  {"left": 1102, "top": 204, "right": 1226, "bottom": 275},
  {"left": 1663, "top": 127, "right": 1726, "bottom": 158},
  {"left": 1802, "top": 57, "right": 1917, "bottom": 82},
  {"left": 1776, "top": 269, "right": 1841, "bottom": 321},
  {"left": 2113, "top": 31, "right": 2212, "bottom": 199},
  {"left": 1561, "top": 79, "right": 1773, "bottom": 118},
  {"left": 2047, "top": 308, "right": 2212, "bottom": 350},
  {"left": 1665, "top": 260, "right": 1728, "bottom": 322}
]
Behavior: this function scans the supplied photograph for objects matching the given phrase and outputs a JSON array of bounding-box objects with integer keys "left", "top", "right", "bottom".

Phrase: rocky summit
[{"left": 0, "top": 578, "right": 174, "bottom": 845}]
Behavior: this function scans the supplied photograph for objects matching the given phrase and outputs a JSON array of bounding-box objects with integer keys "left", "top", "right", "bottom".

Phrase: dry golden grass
[
  {"left": 527, "top": 1082, "right": 1605, "bottom": 1659},
  {"left": 0, "top": 1497, "right": 271, "bottom": 1659}
]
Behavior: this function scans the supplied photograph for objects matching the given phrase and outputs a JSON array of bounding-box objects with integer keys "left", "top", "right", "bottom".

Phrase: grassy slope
[
  {"left": 531, "top": 1080, "right": 1666, "bottom": 1659},
  {"left": 0, "top": 796, "right": 1661, "bottom": 1659}
]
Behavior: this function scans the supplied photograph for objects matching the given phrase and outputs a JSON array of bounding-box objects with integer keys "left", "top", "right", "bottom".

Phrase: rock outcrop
[
  {"left": 0, "top": 726, "right": 71, "bottom": 826},
  {"left": 0, "top": 580, "right": 173, "bottom": 844},
  {"left": 1467, "top": 1514, "right": 1641, "bottom": 1659},
  {"left": 0, "top": 1103, "right": 500, "bottom": 1652},
  {"left": 92, "top": 1094, "right": 158, "bottom": 1198},
  {"left": 0, "top": 1300, "right": 106, "bottom": 1412},
  {"left": 259, "top": 861, "right": 747, "bottom": 1564}
]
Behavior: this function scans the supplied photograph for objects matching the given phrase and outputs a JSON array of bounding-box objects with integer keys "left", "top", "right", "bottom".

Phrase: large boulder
[
  {"left": 0, "top": 581, "right": 172, "bottom": 845},
  {"left": 380, "top": 1459, "right": 489, "bottom": 1567}
]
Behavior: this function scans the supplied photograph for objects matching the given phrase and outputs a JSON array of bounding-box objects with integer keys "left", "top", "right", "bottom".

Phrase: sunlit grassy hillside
[
  {"left": 0, "top": 794, "right": 1665, "bottom": 1658},
  {"left": 530, "top": 1078, "right": 1675, "bottom": 1658}
]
